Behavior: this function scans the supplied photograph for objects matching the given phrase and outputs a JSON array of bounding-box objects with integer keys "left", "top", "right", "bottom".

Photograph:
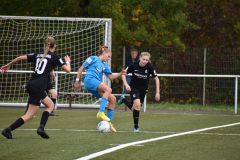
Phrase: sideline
[{"left": 75, "top": 122, "right": 240, "bottom": 160}]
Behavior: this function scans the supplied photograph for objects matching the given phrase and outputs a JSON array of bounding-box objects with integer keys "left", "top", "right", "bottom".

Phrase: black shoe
[
  {"left": 1, "top": 128, "right": 13, "bottom": 139},
  {"left": 37, "top": 127, "right": 49, "bottom": 139}
]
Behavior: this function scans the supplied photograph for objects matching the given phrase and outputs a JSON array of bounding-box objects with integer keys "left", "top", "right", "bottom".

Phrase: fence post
[
  {"left": 55, "top": 72, "right": 58, "bottom": 110},
  {"left": 234, "top": 76, "right": 238, "bottom": 114},
  {"left": 123, "top": 45, "right": 126, "bottom": 94},
  {"left": 143, "top": 94, "right": 147, "bottom": 112},
  {"left": 203, "top": 48, "right": 207, "bottom": 106},
  {"left": 123, "top": 46, "right": 127, "bottom": 111}
]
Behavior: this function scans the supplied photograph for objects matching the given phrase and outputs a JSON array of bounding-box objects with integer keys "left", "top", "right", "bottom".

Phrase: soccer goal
[{"left": 0, "top": 15, "right": 112, "bottom": 108}]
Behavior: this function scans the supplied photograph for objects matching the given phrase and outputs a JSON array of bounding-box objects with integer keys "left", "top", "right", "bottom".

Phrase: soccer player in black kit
[
  {"left": 120, "top": 52, "right": 160, "bottom": 132},
  {"left": 24, "top": 70, "right": 58, "bottom": 116},
  {"left": 0, "top": 36, "right": 71, "bottom": 139}
]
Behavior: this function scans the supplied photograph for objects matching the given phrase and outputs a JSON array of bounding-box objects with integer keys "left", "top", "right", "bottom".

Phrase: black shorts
[
  {"left": 130, "top": 88, "right": 147, "bottom": 104},
  {"left": 46, "top": 82, "right": 55, "bottom": 91},
  {"left": 26, "top": 78, "right": 48, "bottom": 106}
]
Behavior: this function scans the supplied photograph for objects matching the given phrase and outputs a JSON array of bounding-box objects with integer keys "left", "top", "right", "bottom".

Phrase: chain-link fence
[{"left": 113, "top": 48, "right": 240, "bottom": 106}]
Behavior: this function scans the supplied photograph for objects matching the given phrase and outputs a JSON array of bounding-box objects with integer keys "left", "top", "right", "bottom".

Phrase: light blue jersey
[
  {"left": 83, "top": 56, "right": 111, "bottom": 81},
  {"left": 83, "top": 56, "right": 112, "bottom": 98}
]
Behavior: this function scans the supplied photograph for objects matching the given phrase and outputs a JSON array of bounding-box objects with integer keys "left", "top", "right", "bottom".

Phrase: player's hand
[
  {"left": 155, "top": 93, "right": 160, "bottom": 101},
  {"left": 64, "top": 55, "right": 71, "bottom": 63},
  {"left": 73, "top": 81, "right": 81, "bottom": 92},
  {"left": 120, "top": 66, "right": 127, "bottom": 76},
  {"left": 126, "top": 84, "right": 131, "bottom": 92},
  {"left": 0, "top": 64, "right": 11, "bottom": 73},
  {"left": 121, "top": 69, "right": 127, "bottom": 76}
]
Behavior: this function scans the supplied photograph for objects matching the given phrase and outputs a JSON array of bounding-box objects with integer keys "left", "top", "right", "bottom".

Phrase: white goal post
[{"left": 0, "top": 15, "right": 112, "bottom": 108}]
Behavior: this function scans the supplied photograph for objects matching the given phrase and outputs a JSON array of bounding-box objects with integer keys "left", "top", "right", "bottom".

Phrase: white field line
[
  {"left": 16, "top": 128, "right": 175, "bottom": 133},
  {"left": 75, "top": 122, "right": 240, "bottom": 160},
  {"left": 109, "top": 144, "right": 144, "bottom": 147},
  {"left": 4, "top": 128, "right": 240, "bottom": 136},
  {"left": 150, "top": 112, "right": 240, "bottom": 117}
]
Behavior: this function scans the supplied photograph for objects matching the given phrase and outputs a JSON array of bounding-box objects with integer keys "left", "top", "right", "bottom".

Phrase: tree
[
  {"left": 88, "top": 0, "right": 195, "bottom": 51},
  {"left": 184, "top": 0, "right": 240, "bottom": 48}
]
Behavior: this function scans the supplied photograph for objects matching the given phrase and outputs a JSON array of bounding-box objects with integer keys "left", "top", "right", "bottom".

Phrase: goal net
[{"left": 0, "top": 16, "right": 112, "bottom": 108}]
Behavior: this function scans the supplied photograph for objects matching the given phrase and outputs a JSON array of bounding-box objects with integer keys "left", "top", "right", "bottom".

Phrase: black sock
[
  {"left": 122, "top": 98, "right": 133, "bottom": 110},
  {"left": 39, "top": 111, "right": 50, "bottom": 129},
  {"left": 8, "top": 118, "right": 24, "bottom": 131},
  {"left": 133, "top": 109, "right": 140, "bottom": 129},
  {"left": 51, "top": 98, "right": 56, "bottom": 113},
  {"left": 51, "top": 98, "right": 56, "bottom": 106}
]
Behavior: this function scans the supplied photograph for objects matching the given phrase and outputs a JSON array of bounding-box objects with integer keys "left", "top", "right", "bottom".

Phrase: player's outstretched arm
[
  {"left": 107, "top": 68, "right": 126, "bottom": 80},
  {"left": 0, "top": 55, "right": 27, "bottom": 73},
  {"left": 74, "top": 65, "right": 85, "bottom": 92}
]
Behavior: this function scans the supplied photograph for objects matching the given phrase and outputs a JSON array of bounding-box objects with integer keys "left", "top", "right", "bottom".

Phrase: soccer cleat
[
  {"left": 133, "top": 128, "right": 140, "bottom": 133},
  {"left": 116, "top": 97, "right": 124, "bottom": 106},
  {"left": 109, "top": 122, "right": 117, "bottom": 132},
  {"left": 37, "top": 127, "right": 50, "bottom": 139},
  {"left": 1, "top": 128, "right": 13, "bottom": 139},
  {"left": 97, "top": 112, "right": 110, "bottom": 122}
]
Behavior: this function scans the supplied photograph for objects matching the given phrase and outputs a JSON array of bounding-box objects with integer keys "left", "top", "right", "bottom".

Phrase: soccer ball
[{"left": 97, "top": 121, "right": 111, "bottom": 132}]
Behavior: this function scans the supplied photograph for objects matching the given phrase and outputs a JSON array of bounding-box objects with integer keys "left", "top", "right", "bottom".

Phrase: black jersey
[
  {"left": 27, "top": 52, "right": 65, "bottom": 84},
  {"left": 126, "top": 60, "right": 157, "bottom": 90}
]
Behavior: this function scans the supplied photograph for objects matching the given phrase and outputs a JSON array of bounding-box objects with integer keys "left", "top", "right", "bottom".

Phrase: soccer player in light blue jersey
[{"left": 74, "top": 46, "right": 126, "bottom": 132}]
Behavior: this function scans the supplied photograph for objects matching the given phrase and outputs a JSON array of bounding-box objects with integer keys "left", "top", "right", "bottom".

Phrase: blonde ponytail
[
  {"left": 41, "top": 36, "right": 56, "bottom": 61},
  {"left": 99, "top": 45, "right": 110, "bottom": 55}
]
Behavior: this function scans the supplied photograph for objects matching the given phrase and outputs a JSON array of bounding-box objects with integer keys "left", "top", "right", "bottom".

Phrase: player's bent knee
[
  {"left": 134, "top": 106, "right": 141, "bottom": 111},
  {"left": 133, "top": 102, "right": 141, "bottom": 111}
]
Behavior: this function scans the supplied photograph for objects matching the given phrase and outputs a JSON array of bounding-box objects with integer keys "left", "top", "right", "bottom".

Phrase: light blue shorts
[{"left": 84, "top": 77, "right": 102, "bottom": 98}]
